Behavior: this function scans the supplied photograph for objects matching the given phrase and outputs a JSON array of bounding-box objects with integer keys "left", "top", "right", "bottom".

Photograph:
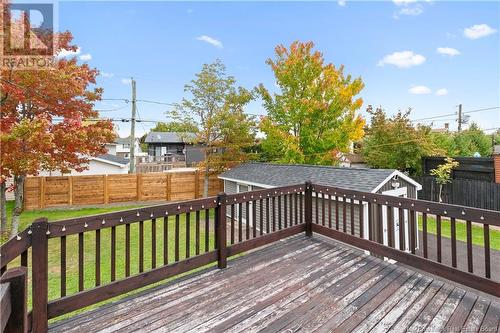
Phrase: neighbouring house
[
  {"left": 338, "top": 153, "right": 367, "bottom": 168},
  {"left": 105, "top": 137, "right": 146, "bottom": 160},
  {"left": 38, "top": 154, "right": 129, "bottom": 176},
  {"left": 219, "top": 162, "right": 421, "bottom": 252},
  {"left": 144, "top": 132, "right": 205, "bottom": 166}
]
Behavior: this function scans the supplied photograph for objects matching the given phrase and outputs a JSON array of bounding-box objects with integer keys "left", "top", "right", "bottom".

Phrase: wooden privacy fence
[
  {"left": 418, "top": 176, "right": 500, "bottom": 211},
  {"left": 24, "top": 172, "right": 223, "bottom": 210}
]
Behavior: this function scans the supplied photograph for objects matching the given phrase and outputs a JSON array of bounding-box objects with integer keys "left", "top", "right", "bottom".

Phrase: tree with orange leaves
[
  {"left": 256, "top": 41, "right": 365, "bottom": 165},
  {"left": 0, "top": 12, "right": 114, "bottom": 236}
]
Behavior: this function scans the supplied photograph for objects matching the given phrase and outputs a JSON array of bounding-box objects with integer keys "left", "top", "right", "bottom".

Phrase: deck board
[{"left": 49, "top": 235, "right": 499, "bottom": 333}]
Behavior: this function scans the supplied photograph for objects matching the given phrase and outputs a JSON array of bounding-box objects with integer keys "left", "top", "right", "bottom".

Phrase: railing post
[
  {"left": 216, "top": 192, "right": 227, "bottom": 268},
  {"left": 0, "top": 266, "right": 28, "bottom": 333},
  {"left": 305, "top": 181, "right": 313, "bottom": 237},
  {"left": 31, "top": 218, "right": 48, "bottom": 333}
]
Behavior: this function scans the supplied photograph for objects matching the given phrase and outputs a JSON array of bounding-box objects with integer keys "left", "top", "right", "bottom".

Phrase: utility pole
[
  {"left": 457, "top": 104, "right": 463, "bottom": 132},
  {"left": 129, "top": 78, "right": 137, "bottom": 173}
]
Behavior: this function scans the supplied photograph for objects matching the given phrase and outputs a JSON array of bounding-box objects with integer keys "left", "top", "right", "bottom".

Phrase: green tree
[
  {"left": 256, "top": 41, "right": 365, "bottom": 165},
  {"left": 362, "top": 106, "right": 442, "bottom": 176},
  {"left": 149, "top": 121, "right": 199, "bottom": 134},
  {"left": 453, "top": 123, "right": 492, "bottom": 157},
  {"left": 171, "top": 60, "right": 256, "bottom": 196},
  {"left": 430, "top": 157, "right": 459, "bottom": 202}
]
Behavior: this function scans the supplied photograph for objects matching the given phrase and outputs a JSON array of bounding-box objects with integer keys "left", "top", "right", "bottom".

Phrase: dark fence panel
[
  {"left": 418, "top": 176, "right": 500, "bottom": 211},
  {"left": 422, "top": 156, "right": 494, "bottom": 182}
]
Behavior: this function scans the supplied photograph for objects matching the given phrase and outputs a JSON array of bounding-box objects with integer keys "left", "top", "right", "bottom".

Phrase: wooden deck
[{"left": 49, "top": 235, "right": 500, "bottom": 333}]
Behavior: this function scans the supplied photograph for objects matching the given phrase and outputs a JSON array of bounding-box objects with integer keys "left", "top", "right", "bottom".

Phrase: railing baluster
[
  {"left": 151, "top": 218, "right": 156, "bottom": 268},
  {"left": 289, "top": 194, "right": 293, "bottom": 227},
  {"left": 163, "top": 217, "right": 168, "bottom": 264},
  {"left": 328, "top": 194, "right": 332, "bottom": 228},
  {"left": 260, "top": 198, "right": 264, "bottom": 234},
  {"left": 205, "top": 209, "right": 209, "bottom": 252},
  {"left": 359, "top": 199, "right": 364, "bottom": 238},
  {"left": 387, "top": 206, "right": 393, "bottom": 248},
  {"left": 272, "top": 197, "right": 276, "bottom": 232},
  {"left": 111, "top": 226, "right": 116, "bottom": 281},
  {"left": 321, "top": 192, "right": 325, "bottom": 226},
  {"left": 409, "top": 210, "right": 416, "bottom": 254},
  {"left": 350, "top": 197, "right": 355, "bottom": 235},
  {"left": 195, "top": 211, "right": 200, "bottom": 256},
  {"left": 278, "top": 196, "right": 282, "bottom": 230},
  {"left": 398, "top": 208, "right": 404, "bottom": 251},
  {"left": 466, "top": 220, "right": 473, "bottom": 273},
  {"left": 139, "top": 220, "right": 144, "bottom": 272},
  {"left": 284, "top": 194, "right": 288, "bottom": 228},
  {"left": 422, "top": 213, "right": 428, "bottom": 258},
  {"left": 266, "top": 197, "right": 270, "bottom": 233},
  {"left": 343, "top": 196, "right": 347, "bottom": 233},
  {"left": 335, "top": 196, "right": 339, "bottom": 230},
  {"left": 175, "top": 215, "right": 180, "bottom": 262},
  {"left": 126, "top": 224, "right": 131, "bottom": 275},
  {"left": 377, "top": 204, "right": 383, "bottom": 243},
  {"left": 21, "top": 250, "right": 27, "bottom": 267},
  {"left": 230, "top": 204, "right": 235, "bottom": 244},
  {"left": 238, "top": 202, "right": 243, "bottom": 241},
  {"left": 252, "top": 200, "right": 257, "bottom": 238},
  {"left": 78, "top": 232, "right": 84, "bottom": 291},
  {"left": 368, "top": 203, "right": 373, "bottom": 241},
  {"left": 436, "top": 215, "right": 442, "bottom": 262},
  {"left": 484, "top": 224, "right": 490, "bottom": 278},
  {"left": 315, "top": 192, "right": 319, "bottom": 225},
  {"left": 95, "top": 230, "right": 100, "bottom": 286},
  {"left": 61, "top": 236, "right": 66, "bottom": 296},
  {"left": 450, "top": 217, "right": 456, "bottom": 268},
  {"left": 246, "top": 201, "right": 251, "bottom": 238},
  {"left": 185, "top": 213, "right": 190, "bottom": 259},
  {"left": 300, "top": 191, "right": 304, "bottom": 224}
]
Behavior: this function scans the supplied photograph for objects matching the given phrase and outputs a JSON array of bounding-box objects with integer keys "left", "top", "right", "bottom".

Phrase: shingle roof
[
  {"left": 219, "top": 162, "right": 397, "bottom": 192},
  {"left": 114, "top": 137, "right": 132, "bottom": 145},
  {"left": 145, "top": 132, "right": 197, "bottom": 144},
  {"left": 95, "top": 154, "right": 129, "bottom": 166}
]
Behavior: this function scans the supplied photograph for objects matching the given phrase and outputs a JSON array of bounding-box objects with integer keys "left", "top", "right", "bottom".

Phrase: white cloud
[
  {"left": 79, "top": 53, "right": 92, "bottom": 61},
  {"left": 464, "top": 24, "right": 497, "bottom": 39},
  {"left": 337, "top": 0, "right": 346, "bottom": 6},
  {"left": 100, "top": 72, "right": 114, "bottom": 78},
  {"left": 393, "top": 0, "right": 418, "bottom": 5},
  {"left": 377, "top": 51, "right": 426, "bottom": 68},
  {"left": 196, "top": 35, "right": 223, "bottom": 48},
  {"left": 397, "top": 5, "right": 423, "bottom": 16},
  {"left": 409, "top": 85, "right": 431, "bottom": 95},
  {"left": 437, "top": 47, "right": 460, "bottom": 56},
  {"left": 121, "top": 78, "right": 132, "bottom": 85},
  {"left": 56, "top": 47, "right": 81, "bottom": 58},
  {"left": 435, "top": 88, "right": 448, "bottom": 96}
]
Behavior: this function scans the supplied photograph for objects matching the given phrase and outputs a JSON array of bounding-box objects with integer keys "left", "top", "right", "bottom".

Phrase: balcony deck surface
[{"left": 49, "top": 235, "right": 500, "bottom": 333}]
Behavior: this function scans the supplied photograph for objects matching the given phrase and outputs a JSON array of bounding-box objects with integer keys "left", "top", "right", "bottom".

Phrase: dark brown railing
[{"left": 1, "top": 181, "right": 498, "bottom": 332}]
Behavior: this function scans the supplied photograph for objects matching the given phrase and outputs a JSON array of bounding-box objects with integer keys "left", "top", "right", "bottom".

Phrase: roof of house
[
  {"left": 94, "top": 154, "right": 129, "bottom": 167},
  {"left": 114, "top": 137, "right": 133, "bottom": 145},
  {"left": 145, "top": 132, "right": 197, "bottom": 144},
  {"left": 219, "top": 162, "right": 421, "bottom": 193}
]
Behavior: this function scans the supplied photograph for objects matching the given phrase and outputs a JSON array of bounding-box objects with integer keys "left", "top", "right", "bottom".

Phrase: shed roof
[
  {"left": 219, "top": 162, "right": 420, "bottom": 193},
  {"left": 145, "top": 132, "right": 197, "bottom": 144}
]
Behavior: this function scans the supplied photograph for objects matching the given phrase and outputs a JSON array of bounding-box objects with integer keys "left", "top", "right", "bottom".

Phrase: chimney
[{"left": 444, "top": 123, "right": 449, "bottom": 130}]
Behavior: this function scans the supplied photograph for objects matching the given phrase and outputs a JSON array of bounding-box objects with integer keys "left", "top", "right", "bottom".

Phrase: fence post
[
  {"left": 216, "top": 192, "right": 227, "bottom": 268},
  {"left": 0, "top": 267, "right": 28, "bottom": 333},
  {"left": 31, "top": 218, "right": 48, "bottom": 333},
  {"left": 305, "top": 181, "right": 313, "bottom": 237}
]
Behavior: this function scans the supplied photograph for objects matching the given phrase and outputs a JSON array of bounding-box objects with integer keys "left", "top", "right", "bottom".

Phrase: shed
[{"left": 219, "top": 162, "right": 422, "bottom": 252}]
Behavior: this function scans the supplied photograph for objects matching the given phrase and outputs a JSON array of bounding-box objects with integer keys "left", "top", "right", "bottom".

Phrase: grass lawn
[
  {"left": 2, "top": 201, "right": 216, "bottom": 321},
  {"left": 418, "top": 215, "right": 500, "bottom": 251}
]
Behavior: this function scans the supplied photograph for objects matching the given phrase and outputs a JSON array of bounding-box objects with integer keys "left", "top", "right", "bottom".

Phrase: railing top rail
[
  {"left": 47, "top": 196, "right": 218, "bottom": 237},
  {"left": 224, "top": 184, "right": 305, "bottom": 204},
  {"left": 311, "top": 183, "right": 500, "bottom": 226},
  {"left": 0, "top": 228, "right": 31, "bottom": 270}
]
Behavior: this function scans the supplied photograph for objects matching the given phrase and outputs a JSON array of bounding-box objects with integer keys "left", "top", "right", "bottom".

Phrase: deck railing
[{"left": 0, "top": 181, "right": 498, "bottom": 332}]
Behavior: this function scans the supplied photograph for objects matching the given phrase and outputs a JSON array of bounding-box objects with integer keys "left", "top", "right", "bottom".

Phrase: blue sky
[{"left": 57, "top": 1, "right": 500, "bottom": 137}]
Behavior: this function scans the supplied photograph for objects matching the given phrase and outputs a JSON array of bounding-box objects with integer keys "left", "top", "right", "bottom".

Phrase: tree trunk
[
  {"left": 0, "top": 181, "right": 7, "bottom": 235},
  {"left": 438, "top": 184, "right": 443, "bottom": 203},
  {"left": 10, "top": 175, "right": 25, "bottom": 237},
  {"left": 203, "top": 150, "right": 209, "bottom": 198}
]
